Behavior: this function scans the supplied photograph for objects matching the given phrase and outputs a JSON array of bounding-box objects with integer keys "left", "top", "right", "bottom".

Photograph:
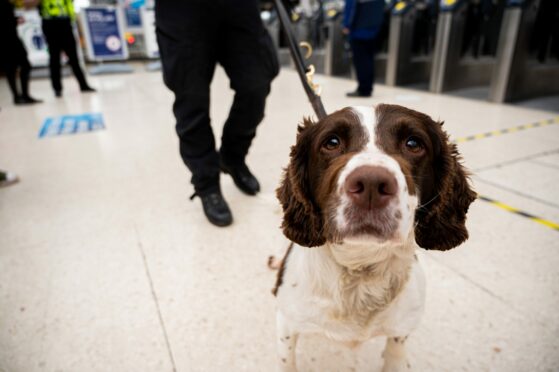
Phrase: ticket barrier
[
  {"left": 386, "top": 1, "right": 438, "bottom": 86},
  {"left": 489, "top": 0, "right": 559, "bottom": 102},
  {"left": 371, "top": 2, "right": 398, "bottom": 83},
  {"left": 324, "top": 7, "right": 352, "bottom": 76},
  {"left": 430, "top": 0, "right": 505, "bottom": 93}
]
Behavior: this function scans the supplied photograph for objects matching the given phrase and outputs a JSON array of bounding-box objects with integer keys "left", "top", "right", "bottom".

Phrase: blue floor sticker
[{"left": 39, "top": 113, "right": 105, "bottom": 138}]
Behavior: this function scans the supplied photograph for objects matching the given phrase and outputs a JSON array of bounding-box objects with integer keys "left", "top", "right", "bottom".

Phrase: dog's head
[{"left": 277, "top": 104, "right": 476, "bottom": 251}]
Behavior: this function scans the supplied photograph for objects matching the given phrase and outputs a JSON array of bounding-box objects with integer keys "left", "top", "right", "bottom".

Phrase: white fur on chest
[{"left": 276, "top": 244, "right": 426, "bottom": 343}]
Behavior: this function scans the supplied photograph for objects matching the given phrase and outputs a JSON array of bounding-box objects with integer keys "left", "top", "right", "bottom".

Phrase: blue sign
[
  {"left": 125, "top": 7, "right": 142, "bottom": 28},
  {"left": 83, "top": 7, "right": 127, "bottom": 60},
  {"left": 39, "top": 113, "right": 105, "bottom": 138},
  {"left": 129, "top": 0, "right": 146, "bottom": 9}
]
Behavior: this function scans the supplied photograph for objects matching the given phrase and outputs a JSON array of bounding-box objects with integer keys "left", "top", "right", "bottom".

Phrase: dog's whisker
[{"left": 416, "top": 193, "right": 441, "bottom": 211}]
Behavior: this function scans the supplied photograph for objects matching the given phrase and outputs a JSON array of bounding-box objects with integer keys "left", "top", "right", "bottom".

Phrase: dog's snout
[{"left": 344, "top": 166, "right": 398, "bottom": 210}]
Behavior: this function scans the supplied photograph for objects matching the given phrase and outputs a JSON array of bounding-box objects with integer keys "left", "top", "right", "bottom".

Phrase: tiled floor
[{"left": 1, "top": 65, "right": 558, "bottom": 372}]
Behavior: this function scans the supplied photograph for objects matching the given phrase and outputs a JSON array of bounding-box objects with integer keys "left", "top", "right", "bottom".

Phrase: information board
[{"left": 81, "top": 7, "right": 128, "bottom": 61}]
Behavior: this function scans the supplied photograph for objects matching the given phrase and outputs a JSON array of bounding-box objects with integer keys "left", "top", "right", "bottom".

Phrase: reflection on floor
[{"left": 1, "top": 66, "right": 558, "bottom": 372}]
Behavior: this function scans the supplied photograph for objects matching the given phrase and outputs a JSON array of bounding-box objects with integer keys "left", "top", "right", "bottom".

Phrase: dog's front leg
[
  {"left": 381, "top": 336, "right": 409, "bottom": 372},
  {"left": 276, "top": 310, "right": 298, "bottom": 371}
]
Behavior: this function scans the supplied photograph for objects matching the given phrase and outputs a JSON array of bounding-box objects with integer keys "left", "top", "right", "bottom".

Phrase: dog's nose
[{"left": 344, "top": 166, "right": 398, "bottom": 209}]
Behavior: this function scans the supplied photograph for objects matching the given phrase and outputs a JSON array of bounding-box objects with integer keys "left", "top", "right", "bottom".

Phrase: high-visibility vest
[{"left": 40, "top": 0, "right": 75, "bottom": 20}]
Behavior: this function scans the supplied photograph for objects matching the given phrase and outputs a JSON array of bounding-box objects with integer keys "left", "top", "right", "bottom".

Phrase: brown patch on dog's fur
[
  {"left": 276, "top": 109, "right": 367, "bottom": 247},
  {"left": 414, "top": 139, "right": 476, "bottom": 250},
  {"left": 375, "top": 104, "right": 476, "bottom": 250},
  {"left": 276, "top": 118, "right": 326, "bottom": 247}
]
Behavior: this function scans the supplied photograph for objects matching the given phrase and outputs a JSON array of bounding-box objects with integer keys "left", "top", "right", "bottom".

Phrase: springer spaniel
[{"left": 273, "top": 104, "right": 476, "bottom": 371}]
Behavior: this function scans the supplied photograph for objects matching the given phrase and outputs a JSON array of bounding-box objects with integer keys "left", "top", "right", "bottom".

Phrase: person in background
[
  {"left": 39, "top": 0, "right": 95, "bottom": 97},
  {"left": 156, "top": 0, "right": 279, "bottom": 227},
  {"left": 343, "top": 0, "right": 385, "bottom": 97},
  {"left": 0, "top": 170, "right": 19, "bottom": 187},
  {"left": 0, "top": 0, "right": 42, "bottom": 105}
]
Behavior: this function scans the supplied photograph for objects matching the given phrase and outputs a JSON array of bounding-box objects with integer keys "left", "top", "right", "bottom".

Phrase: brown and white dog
[{"left": 273, "top": 104, "right": 476, "bottom": 371}]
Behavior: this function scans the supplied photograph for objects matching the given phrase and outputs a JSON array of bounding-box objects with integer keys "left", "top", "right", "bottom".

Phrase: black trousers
[
  {"left": 156, "top": 0, "right": 279, "bottom": 194},
  {"left": 42, "top": 18, "right": 89, "bottom": 93},
  {"left": 350, "top": 38, "right": 376, "bottom": 95},
  {"left": 1, "top": 37, "right": 31, "bottom": 99}
]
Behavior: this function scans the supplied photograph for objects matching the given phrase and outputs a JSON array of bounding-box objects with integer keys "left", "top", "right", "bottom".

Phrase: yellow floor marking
[
  {"left": 454, "top": 116, "right": 559, "bottom": 143},
  {"left": 479, "top": 195, "right": 559, "bottom": 232}
]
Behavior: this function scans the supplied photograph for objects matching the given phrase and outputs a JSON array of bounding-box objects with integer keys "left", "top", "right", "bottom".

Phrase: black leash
[{"left": 273, "top": 0, "right": 328, "bottom": 120}]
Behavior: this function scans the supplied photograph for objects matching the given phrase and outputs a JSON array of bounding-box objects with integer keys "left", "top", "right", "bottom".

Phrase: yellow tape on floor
[
  {"left": 455, "top": 116, "right": 559, "bottom": 143},
  {"left": 478, "top": 195, "right": 559, "bottom": 231}
]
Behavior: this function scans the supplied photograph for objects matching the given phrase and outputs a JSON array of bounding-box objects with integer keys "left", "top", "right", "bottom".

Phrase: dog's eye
[
  {"left": 323, "top": 135, "right": 341, "bottom": 151},
  {"left": 404, "top": 136, "right": 424, "bottom": 154}
]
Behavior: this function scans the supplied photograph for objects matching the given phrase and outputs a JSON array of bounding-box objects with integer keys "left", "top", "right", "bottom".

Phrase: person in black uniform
[
  {"left": 0, "top": 0, "right": 42, "bottom": 105},
  {"left": 39, "top": 0, "right": 95, "bottom": 97},
  {"left": 156, "top": 0, "right": 279, "bottom": 227},
  {"left": 343, "top": 0, "right": 385, "bottom": 97}
]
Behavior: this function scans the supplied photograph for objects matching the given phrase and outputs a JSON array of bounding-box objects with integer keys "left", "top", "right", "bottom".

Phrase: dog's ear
[
  {"left": 415, "top": 121, "right": 477, "bottom": 251},
  {"left": 276, "top": 118, "right": 326, "bottom": 247}
]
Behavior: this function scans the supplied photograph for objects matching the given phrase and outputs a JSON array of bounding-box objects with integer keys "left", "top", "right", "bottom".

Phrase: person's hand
[{"left": 342, "top": 28, "right": 350, "bottom": 35}]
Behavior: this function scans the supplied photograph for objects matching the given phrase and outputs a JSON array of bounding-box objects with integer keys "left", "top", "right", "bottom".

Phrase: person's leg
[
  {"left": 349, "top": 38, "right": 374, "bottom": 96},
  {"left": 173, "top": 93, "right": 219, "bottom": 193},
  {"left": 350, "top": 38, "right": 364, "bottom": 93},
  {"left": 156, "top": 1, "right": 234, "bottom": 226},
  {"left": 42, "top": 20, "right": 63, "bottom": 95},
  {"left": 217, "top": 0, "right": 278, "bottom": 194},
  {"left": 3, "top": 40, "right": 21, "bottom": 101},
  {"left": 367, "top": 38, "right": 376, "bottom": 93},
  {"left": 156, "top": 0, "right": 221, "bottom": 195},
  {"left": 15, "top": 38, "right": 41, "bottom": 102},
  {"left": 19, "top": 58, "right": 31, "bottom": 98},
  {"left": 219, "top": 84, "right": 270, "bottom": 164},
  {"left": 60, "top": 20, "right": 92, "bottom": 90},
  {"left": 218, "top": 83, "right": 270, "bottom": 195},
  {"left": 4, "top": 64, "right": 20, "bottom": 101}
]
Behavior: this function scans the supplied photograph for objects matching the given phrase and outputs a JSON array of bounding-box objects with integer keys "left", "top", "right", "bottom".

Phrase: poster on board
[
  {"left": 16, "top": 9, "right": 49, "bottom": 67},
  {"left": 80, "top": 6, "right": 129, "bottom": 61},
  {"left": 124, "top": 6, "right": 142, "bottom": 31}
]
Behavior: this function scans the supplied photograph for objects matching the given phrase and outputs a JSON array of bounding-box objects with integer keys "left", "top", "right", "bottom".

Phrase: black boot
[
  {"left": 81, "top": 86, "right": 96, "bottom": 93},
  {"left": 220, "top": 160, "right": 260, "bottom": 195},
  {"left": 21, "top": 95, "right": 43, "bottom": 104},
  {"left": 346, "top": 90, "right": 371, "bottom": 98},
  {"left": 14, "top": 96, "right": 35, "bottom": 105},
  {"left": 191, "top": 191, "right": 233, "bottom": 227}
]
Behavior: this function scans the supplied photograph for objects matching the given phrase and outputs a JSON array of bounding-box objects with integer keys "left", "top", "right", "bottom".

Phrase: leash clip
[
  {"left": 305, "top": 64, "right": 322, "bottom": 96},
  {"left": 299, "top": 41, "right": 313, "bottom": 60},
  {"left": 298, "top": 42, "right": 321, "bottom": 95}
]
